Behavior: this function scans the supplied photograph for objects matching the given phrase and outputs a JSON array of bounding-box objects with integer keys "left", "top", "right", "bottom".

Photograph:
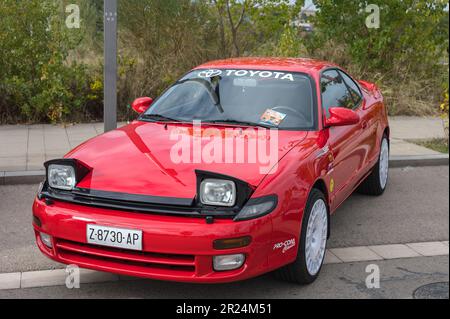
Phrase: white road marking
[
  {"left": 368, "top": 244, "right": 420, "bottom": 260},
  {"left": 0, "top": 273, "right": 21, "bottom": 290},
  {"left": 20, "top": 269, "right": 119, "bottom": 289},
  {"left": 21, "top": 269, "right": 67, "bottom": 289},
  {"left": 323, "top": 250, "right": 342, "bottom": 264},
  {"left": 406, "top": 242, "right": 449, "bottom": 257},
  {"left": 329, "top": 246, "right": 383, "bottom": 263},
  {"left": 0, "top": 241, "right": 448, "bottom": 290}
]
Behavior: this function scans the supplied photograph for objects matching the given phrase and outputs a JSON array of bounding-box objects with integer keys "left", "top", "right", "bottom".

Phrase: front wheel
[
  {"left": 275, "top": 189, "right": 328, "bottom": 284},
  {"left": 358, "top": 136, "right": 389, "bottom": 196}
]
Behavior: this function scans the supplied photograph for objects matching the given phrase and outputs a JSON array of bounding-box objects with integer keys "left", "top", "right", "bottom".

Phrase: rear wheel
[
  {"left": 275, "top": 189, "right": 328, "bottom": 284},
  {"left": 358, "top": 136, "right": 389, "bottom": 196}
]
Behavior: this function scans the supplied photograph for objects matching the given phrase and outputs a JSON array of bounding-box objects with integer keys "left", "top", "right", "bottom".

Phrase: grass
[{"left": 409, "top": 138, "right": 449, "bottom": 154}]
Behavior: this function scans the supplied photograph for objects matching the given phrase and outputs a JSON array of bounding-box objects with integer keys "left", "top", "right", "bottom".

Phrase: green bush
[
  {"left": 0, "top": 0, "right": 102, "bottom": 123},
  {"left": 0, "top": 0, "right": 448, "bottom": 124},
  {"left": 306, "top": 0, "right": 449, "bottom": 115}
]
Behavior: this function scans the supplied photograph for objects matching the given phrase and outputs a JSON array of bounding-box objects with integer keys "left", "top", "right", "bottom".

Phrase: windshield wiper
[
  {"left": 141, "top": 114, "right": 181, "bottom": 123},
  {"left": 207, "top": 119, "right": 273, "bottom": 129},
  {"left": 176, "top": 78, "right": 224, "bottom": 113},
  {"left": 141, "top": 115, "right": 272, "bottom": 129}
]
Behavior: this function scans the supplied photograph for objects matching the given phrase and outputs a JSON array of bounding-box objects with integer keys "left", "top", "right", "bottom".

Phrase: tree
[
  {"left": 211, "top": 0, "right": 250, "bottom": 57},
  {"left": 309, "top": 0, "right": 449, "bottom": 75},
  {"left": 307, "top": 0, "right": 449, "bottom": 115},
  {"left": 211, "top": 0, "right": 304, "bottom": 57}
]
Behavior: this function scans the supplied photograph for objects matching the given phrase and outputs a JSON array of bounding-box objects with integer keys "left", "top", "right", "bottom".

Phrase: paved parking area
[
  {"left": 0, "top": 239, "right": 447, "bottom": 291},
  {"left": 0, "top": 166, "right": 448, "bottom": 298},
  {"left": 0, "top": 256, "right": 447, "bottom": 299}
]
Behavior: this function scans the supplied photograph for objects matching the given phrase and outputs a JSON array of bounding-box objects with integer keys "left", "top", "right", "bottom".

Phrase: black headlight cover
[
  {"left": 195, "top": 170, "right": 254, "bottom": 211},
  {"left": 44, "top": 158, "right": 91, "bottom": 189}
]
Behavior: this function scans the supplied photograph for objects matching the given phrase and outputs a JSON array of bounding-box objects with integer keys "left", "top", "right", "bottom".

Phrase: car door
[
  {"left": 320, "top": 69, "right": 364, "bottom": 210},
  {"left": 338, "top": 70, "right": 379, "bottom": 175}
]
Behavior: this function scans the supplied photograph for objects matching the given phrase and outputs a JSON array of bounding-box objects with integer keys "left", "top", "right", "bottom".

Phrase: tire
[
  {"left": 275, "top": 189, "right": 328, "bottom": 284},
  {"left": 358, "top": 136, "right": 390, "bottom": 196}
]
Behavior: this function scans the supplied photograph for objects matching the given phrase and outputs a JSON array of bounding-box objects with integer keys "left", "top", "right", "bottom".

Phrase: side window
[
  {"left": 338, "top": 71, "right": 362, "bottom": 105},
  {"left": 321, "top": 70, "right": 354, "bottom": 117}
]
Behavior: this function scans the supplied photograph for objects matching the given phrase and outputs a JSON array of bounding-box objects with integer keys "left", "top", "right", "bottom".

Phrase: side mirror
[
  {"left": 325, "top": 107, "right": 360, "bottom": 127},
  {"left": 358, "top": 80, "right": 377, "bottom": 92},
  {"left": 132, "top": 97, "right": 153, "bottom": 114}
]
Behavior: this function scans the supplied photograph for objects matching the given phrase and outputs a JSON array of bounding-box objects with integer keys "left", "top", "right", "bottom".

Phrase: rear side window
[
  {"left": 321, "top": 70, "right": 354, "bottom": 116},
  {"left": 338, "top": 71, "right": 362, "bottom": 105}
]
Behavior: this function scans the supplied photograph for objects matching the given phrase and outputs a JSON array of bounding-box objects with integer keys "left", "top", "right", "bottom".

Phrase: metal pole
[{"left": 104, "top": 0, "right": 118, "bottom": 132}]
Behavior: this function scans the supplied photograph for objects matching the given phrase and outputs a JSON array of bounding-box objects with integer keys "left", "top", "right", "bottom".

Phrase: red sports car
[{"left": 33, "top": 58, "right": 390, "bottom": 284}]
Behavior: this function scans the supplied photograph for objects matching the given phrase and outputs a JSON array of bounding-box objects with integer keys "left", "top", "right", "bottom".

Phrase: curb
[
  {"left": 0, "top": 170, "right": 45, "bottom": 186},
  {"left": 0, "top": 155, "right": 448, "bottom": 185},
  {"left": 389, "top": 154, "right": 449, "bottom": 168}
]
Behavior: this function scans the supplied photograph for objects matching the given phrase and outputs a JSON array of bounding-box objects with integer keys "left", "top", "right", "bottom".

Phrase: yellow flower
[{"left": 90, "top": 80, "right": 103, "bottom": 92}]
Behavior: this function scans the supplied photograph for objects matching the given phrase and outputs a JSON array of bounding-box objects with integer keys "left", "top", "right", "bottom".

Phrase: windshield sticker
[
  {"left": 198, "top": 69, "right": 295, "bottom": 82},
  {"left": 260, "top": 109, "right": 287, "bottom": 127},
  {"left": 233, "top": 78, "right": 257, "bottom": 87}
]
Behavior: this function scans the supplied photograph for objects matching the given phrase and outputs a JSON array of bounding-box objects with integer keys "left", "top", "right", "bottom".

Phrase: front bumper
[{"left": 32, "top": 197, "right": 274, "bottom": 283}]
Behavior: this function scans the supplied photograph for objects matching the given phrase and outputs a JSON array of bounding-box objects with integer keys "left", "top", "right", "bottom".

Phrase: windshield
[{"left": 143, "top": 69, "right": 315, "bottom": 130}]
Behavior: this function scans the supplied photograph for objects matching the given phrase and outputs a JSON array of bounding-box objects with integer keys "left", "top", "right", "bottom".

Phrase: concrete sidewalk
[
  {"left": 0, "top": 122, "right": 124, "bottom": 172},
  {"left": 0, "top": 117, "right": 447, "bottom": 172}
]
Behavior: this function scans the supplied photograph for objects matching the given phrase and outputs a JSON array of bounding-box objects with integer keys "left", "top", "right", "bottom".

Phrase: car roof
[{"left": 194, "top": 57, "right": 337, "bottom": 75}]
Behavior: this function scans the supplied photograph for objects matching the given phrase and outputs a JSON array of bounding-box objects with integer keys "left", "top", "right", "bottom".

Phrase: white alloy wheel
[
  {"left": 379, "top": 138, "right": 389, "bottom": 190},
  {"left": 305, "top": 198, "right": 328, "bottom": 276}
]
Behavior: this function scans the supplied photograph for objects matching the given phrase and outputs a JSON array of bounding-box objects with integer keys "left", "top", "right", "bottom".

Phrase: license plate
[{"left": 87, "top": 224, "right": 142, "bottom": 251}]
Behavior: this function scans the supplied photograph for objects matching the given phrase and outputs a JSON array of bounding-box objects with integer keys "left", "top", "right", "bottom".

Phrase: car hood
[{"left": 66, "top": 121, "right": 308, "bottom": 199}]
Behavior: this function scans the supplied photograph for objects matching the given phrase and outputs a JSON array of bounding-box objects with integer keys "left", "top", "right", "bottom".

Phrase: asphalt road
[
  {"left": 0, "top": 166, "right": 448, "bottom": 273},
  {"left": 329, "top": 165, "right": 449, "bottom": 247},
  {"left": 0, "top": 256, "right": 447, "bottom": 299},
  {"left": 0, "top": 166, "right": 448, "bottom": 298}
]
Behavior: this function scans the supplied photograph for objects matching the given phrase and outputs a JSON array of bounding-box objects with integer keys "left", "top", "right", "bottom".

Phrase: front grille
[
  {"left": 42, "top": 187, "right": 202, "bottom": 216},
  {"left": 40, "top": 184, "right": 237, "bottom": 218},
  {"left": 55, "top": 239, "right": 196, "bottom": 276}
]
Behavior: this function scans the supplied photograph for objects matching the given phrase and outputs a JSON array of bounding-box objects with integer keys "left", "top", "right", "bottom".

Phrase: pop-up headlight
[
  {"left": 48, "top": 164, "right": 76, "bottom": 190},
  {"left": 196, "top": 170, "right": 254, "bottom": 210},
  {"left": 44, "top": 159, "right": 90, "bottom": 191},
  {"left": 200, "top": 179, "right": 236, "bottom": 207}
]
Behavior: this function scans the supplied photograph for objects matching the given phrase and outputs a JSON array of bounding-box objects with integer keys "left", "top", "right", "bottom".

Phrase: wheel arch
[
  {"left": 312, "top": 179, "right": 329, "bottom": 203},
  {"left": 383, "top": 126, "right": 390, "bottom": 140}
]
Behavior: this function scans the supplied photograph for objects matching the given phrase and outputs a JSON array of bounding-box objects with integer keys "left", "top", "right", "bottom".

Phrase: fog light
[
  {"left": 213, "top": 254, "right": 245, "bottom": 271},
  {"left": 40, "top": 232, "right": 53, "bottom": 249}
]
